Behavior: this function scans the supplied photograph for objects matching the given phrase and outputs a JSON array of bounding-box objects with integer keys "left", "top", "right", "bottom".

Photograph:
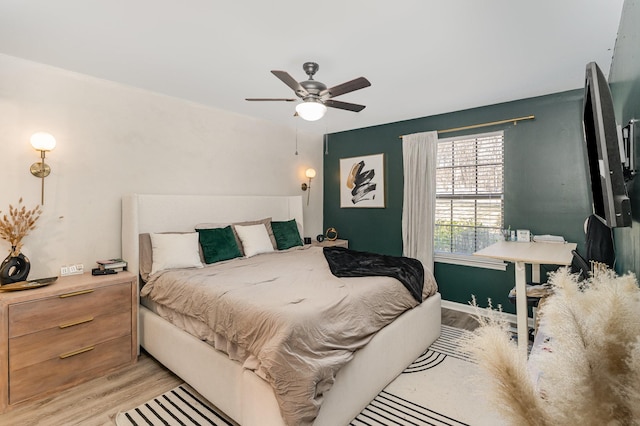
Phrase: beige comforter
[{"left": 140, "top": 246, "right": 437, "bottom": 425}]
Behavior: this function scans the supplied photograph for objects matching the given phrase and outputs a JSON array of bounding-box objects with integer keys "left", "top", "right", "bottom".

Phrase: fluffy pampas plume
[
  {"left": 462, "top": 268, "right": 640, "bottom": 426},
  {"left": 0, "top": 198, "right": 42, "bottom": 256}
]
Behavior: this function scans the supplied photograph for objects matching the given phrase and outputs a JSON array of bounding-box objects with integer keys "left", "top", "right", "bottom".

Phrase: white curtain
[{"left": 402, "top": 131, "right": 438, "bottom": 273}]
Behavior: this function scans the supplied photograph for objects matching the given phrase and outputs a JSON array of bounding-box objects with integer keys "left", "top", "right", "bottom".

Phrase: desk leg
[
  {"left": 532, "top": 263, "right": 541, "bottom": 283},
  {"left": 515, "top": 261, "right": 528, "bottom": 359},
  {"left": 531, "top": 263, "right": 541, "bottom": 333}
]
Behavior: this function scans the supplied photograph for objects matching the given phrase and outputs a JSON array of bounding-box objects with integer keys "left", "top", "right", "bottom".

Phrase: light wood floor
[
  {"left": 0, "top": 308, "right": 474, "bottom": 426},
  {"left": 0, "top": 350, "right": 182, "bottom": 426},
  {"left": 441, "top": 306, "right": 479, "bottom": 331}
]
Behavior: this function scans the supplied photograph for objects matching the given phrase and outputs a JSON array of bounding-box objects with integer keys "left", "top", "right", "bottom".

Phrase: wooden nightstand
[
  {"left": 312, "top": 239, "right": 349, "bottom": 248},
  {"left": 0, "top": 271, "right": 137, "bottom": 412}
]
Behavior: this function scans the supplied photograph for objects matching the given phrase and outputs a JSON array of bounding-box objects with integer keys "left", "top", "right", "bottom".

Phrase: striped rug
[
  {"left": 116, "top": 325, "right": 504, "bottom": 426},
  {"left": 115, "top": 385, "right": 234, "bottom": 426},
  {"left": 350, "top": 325, "right": 504, "bottom": 426}
]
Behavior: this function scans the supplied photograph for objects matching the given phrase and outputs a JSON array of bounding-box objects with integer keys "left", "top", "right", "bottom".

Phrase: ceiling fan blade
[
  {"left": 245, "top": 98, "right": 297, "bottom": 102},
  {"left": 324, "top": 99, "right": 366, "bottom": 112},
  {"left": 320, "top": 77, "right": 371, "bottom": 99},
  {"left": 271, "top": 70, "right": 308, "bottom": 96}
]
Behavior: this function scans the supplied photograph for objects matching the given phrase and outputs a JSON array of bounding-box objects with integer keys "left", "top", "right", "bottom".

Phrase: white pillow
[
  {"left": 150, "top": 232, "right": 203, "bottom": 275},
  {"left": 234, "top": 224, "right": 275, "bottom": 258}
]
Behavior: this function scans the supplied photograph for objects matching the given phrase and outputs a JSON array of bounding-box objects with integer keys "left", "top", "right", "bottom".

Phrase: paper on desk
[{"left": 532, "top": 235, "right": 566, "bottom": 243}]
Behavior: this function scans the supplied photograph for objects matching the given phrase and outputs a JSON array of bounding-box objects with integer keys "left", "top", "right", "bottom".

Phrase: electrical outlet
[{"left": 61, "top": 263, "right": 84, "bottom": 276}]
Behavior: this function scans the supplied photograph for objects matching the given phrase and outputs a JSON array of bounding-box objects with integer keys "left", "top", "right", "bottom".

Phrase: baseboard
[{"left": 441, "top": 299, "right": 535, "bottom": 328}]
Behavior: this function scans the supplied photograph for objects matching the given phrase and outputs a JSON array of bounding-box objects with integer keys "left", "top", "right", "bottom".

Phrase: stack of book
[{"left": 96, "top": 258, "right": 128, "bottom": 272}]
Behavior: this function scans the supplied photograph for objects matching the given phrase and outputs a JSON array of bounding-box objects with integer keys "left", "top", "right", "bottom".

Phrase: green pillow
[
  {"left": 197, "top": 226, "right": 242, "bottom": 264},
  {"left": 271, "top": 219, "right": 303, "bottom": 250}
]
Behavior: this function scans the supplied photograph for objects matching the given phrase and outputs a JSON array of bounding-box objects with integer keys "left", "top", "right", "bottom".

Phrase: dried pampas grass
[
  {"left": 0, "top": 198, "right": 42, "bottom": 256},
  {"left": 461, "top": 297, "right": 549, "bottom": 425},
  {"left": 463, "top": 269, "right": 640, "bottom": 426}
]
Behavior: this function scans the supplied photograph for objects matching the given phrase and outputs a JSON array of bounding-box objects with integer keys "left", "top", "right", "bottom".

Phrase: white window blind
[{"left": 434, "top": 131, "right": 504, "bottom": 256}]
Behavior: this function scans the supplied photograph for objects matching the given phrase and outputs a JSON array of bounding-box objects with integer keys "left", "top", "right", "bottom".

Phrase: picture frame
[{"left": 339, "top": 153, "right": 385, "bottom": 208}]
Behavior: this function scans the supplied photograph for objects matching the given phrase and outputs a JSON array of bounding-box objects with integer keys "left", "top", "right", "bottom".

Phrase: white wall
[{"left": 0, "top": 54, "right": 324, "bottom": 279}]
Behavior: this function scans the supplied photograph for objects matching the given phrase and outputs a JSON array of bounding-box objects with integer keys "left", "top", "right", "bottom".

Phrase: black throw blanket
[{"left": 323, "top": 247, "right": 424, "bottom": 303}]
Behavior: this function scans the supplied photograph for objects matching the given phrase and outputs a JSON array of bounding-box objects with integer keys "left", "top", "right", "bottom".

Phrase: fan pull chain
[
  {"left": 295, "top": 121, "right": 299, "bottom": 155},
  {"left": 324, "top": 115, "right": 329, "bottom": 155}
]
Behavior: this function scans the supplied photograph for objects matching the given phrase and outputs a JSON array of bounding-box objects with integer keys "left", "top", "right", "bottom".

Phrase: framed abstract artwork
[{"left": 339, "top": 153, "right": 385, "bottom": 208}]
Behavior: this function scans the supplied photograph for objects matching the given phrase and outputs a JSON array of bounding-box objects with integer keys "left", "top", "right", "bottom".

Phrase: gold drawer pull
[
  {"left": 60, "top": 345, "right": 95, "bottom": 359},
  {"left": 59, "top": 289, "right": 94, "bottom": 298},
  {"left": 59, "top": 317, "right": 94, "bottom": 329}
]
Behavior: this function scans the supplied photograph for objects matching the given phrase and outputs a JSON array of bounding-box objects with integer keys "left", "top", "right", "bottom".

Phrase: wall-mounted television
[{"left": 582, "top": 61, "right": 632, "bottom": 228}]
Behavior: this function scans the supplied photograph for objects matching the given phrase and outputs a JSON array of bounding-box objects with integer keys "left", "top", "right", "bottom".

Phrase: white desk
[{"left": 473, "top": 240, "right": 576, "bottom": 359}]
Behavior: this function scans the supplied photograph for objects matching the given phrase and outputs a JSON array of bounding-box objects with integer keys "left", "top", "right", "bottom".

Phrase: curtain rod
[{"left": 398, "top": 115, "right": 535, "bottom": 138}]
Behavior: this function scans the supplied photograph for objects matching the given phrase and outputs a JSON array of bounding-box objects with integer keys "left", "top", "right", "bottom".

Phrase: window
[{"left": 434, "top": 131, "right": 504, "bottom": 258}]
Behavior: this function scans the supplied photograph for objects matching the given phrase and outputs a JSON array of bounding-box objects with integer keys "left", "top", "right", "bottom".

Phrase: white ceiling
[{"left": 0, "top": 1, "right": 625, "bottom": 134}]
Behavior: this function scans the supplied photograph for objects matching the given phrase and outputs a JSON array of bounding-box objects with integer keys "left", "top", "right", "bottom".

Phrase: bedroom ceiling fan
[{"left": 245, "top": 62, "right": 371, "bottom": 121}]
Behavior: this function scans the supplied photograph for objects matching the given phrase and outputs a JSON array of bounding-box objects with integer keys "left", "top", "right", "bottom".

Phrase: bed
[{"left": 122, "top": 193, "right": 441, "bottom": 426}]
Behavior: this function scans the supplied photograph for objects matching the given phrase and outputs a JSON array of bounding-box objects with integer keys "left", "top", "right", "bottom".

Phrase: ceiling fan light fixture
[{"left": 295, "top": 100, "right": 327, "bottom": 121}]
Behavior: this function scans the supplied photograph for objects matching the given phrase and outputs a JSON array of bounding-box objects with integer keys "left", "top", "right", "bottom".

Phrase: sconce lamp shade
[
  {"left": 295, "top": 101, "right": 327, "bottom": 121},
  {"left": 305, "top": 168, "right": 317, "bottom": 179},
  {"left": 30, "top": 132, "right": 56, "bottom": 205},
  {"left": 30, "top": 132, "right": 56, "bottom": 151},
  {"left": 301, "top": 167, "right": 316, "bottom": 205}
]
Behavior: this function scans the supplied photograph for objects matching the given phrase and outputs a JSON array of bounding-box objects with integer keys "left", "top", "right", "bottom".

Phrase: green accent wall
[
  {"left": 610, "top": 0, "right": 640, "bottom": 278},
  {"left": 324, "top": 90, "right": 593, "bottom": 314}
]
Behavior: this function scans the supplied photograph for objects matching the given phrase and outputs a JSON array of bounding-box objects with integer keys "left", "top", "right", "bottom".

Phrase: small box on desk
[{"left": 516, "top": 229, "right": 530, "bottom": 242}]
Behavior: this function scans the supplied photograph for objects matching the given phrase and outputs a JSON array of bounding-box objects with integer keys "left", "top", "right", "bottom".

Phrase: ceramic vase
[{"left": 0, "top": 247, "right": 31, "bottom": 284}]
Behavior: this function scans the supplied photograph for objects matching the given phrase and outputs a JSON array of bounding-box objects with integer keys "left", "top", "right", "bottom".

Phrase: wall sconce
[
  {"left": 29, "top": 132, "right": 56, "bottom": 205},
  {"left": 301, "top": 168, "right": 316, "bottom": 205}
]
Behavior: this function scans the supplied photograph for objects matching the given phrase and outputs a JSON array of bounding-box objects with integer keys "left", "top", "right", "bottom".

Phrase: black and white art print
[{"left": 340, "top": 154, "right": 385, "bottom": 208}]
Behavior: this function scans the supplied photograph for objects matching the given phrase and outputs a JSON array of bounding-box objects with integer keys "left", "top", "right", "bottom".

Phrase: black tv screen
[{"left": 582, "top": 61, "right": 631, "bottom": 228}]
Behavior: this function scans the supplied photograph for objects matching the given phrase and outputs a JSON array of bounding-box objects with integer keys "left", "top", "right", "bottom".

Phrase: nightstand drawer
[
  {"left": 9, "top": 334, "right": 132, "bottom": 404},
  {"left": 8, "top": 282, "right": 131, "bottom": 338},
  {"left": 9, "top": 309, "right": 131, "bottom": 371}
]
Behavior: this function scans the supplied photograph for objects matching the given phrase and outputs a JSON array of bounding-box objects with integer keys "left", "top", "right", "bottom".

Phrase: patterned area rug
[
  {"left": 116, "top": 325, "right": 505, "bottom": 426},
  {"left": 115, "top": 385, "right": 234, "bottom": 425},
  {"left": 351, "top": 325, "right": 506, "bottom": 426}
]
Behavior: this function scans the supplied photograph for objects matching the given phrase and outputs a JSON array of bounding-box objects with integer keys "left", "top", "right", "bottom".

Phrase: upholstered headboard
[{"left": 121, "top": 194, "right": 304, "bottom": 287}]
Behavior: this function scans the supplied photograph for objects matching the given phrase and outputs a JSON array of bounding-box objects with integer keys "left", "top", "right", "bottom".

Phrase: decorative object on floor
[
  {"left": 340, "top": 153, "right": 386, "bottom": 208},
  {"left": 463, "top": 267, "right": 640, "bottom": 426},
  {"left": 116, "top": 326, "right": 504, "bottom": 426},
  {"left": 0, "top": 198, "right": 42, "bottom": 284},
  {"left": 29, "top": 132, "right": 56, "bottom": 205},
  {"left": 245, "top": 62, "right": 371, "bottom": 121}
]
